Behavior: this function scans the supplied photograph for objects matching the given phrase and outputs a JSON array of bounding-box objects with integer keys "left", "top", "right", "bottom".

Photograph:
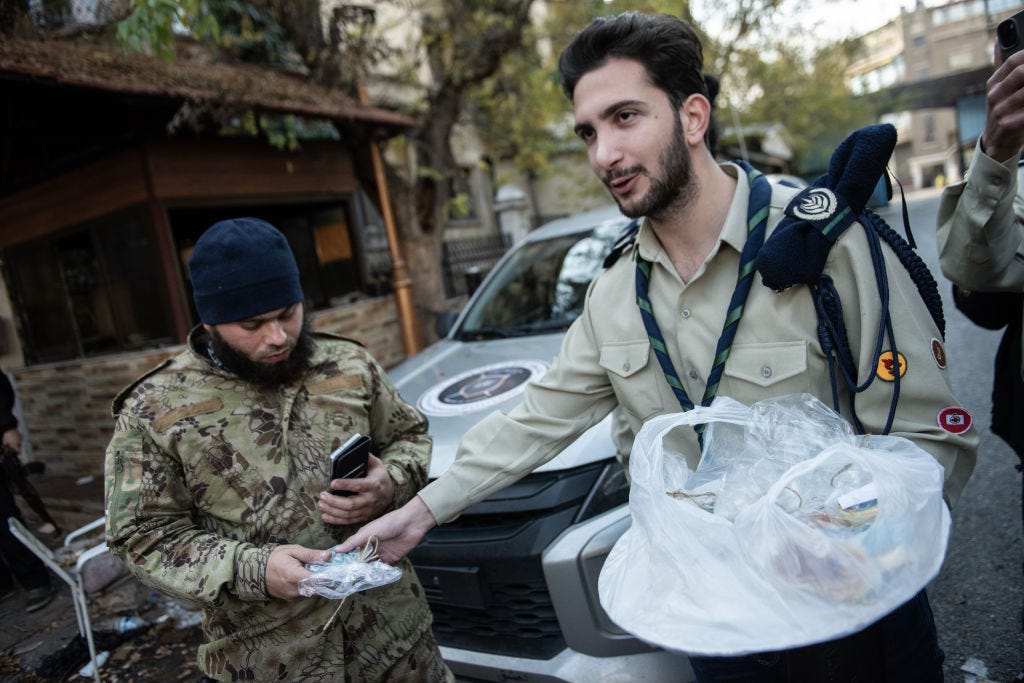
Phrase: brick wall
[{"left": 9, "top": 296, "right": 405, "bottom": 480}]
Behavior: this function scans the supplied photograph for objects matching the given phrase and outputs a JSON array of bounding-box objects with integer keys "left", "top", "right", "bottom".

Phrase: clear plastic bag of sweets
[{"left": 299, "top": 543, "right": 402, "bottom": 601}]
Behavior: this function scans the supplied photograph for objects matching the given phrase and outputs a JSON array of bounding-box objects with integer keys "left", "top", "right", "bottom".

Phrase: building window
[
  {"left": 4, "top": 206, "right": 175, "bottom": 363},
  {"left": 948, "top": 50, "right": 973, "bottom": 71},
  {"left": 445, "top": 167, "right": 479, "bottom": 222},
  {"left": 924, "top": 114, "right": 936, "bottom": 144}
]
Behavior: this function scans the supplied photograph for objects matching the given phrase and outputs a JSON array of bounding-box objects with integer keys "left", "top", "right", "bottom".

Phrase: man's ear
[{"left": 679, "top": 93, "right": 711, "bottom": 146}]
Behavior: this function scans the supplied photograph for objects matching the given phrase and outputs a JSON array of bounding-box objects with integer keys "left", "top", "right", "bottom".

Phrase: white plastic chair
[{"left": 8, "top": 516, "right": 113, "bottom": 682}]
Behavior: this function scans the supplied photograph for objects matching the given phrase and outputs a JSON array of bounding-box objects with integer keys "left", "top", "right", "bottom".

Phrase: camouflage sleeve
[
  {"left": 364, "top": 353, "right": 431, "bottom": 510},
  {"left": 104, "top": 414, "right": 275, "bottom": 606}
]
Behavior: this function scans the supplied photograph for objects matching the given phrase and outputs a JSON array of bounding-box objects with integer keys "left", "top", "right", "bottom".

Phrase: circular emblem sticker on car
[
  {"left": 418, "top": 360, "right": 550, "bottom": 416},
  {"left": 792, "top": 188, "right": 839, "bottom": 221}
]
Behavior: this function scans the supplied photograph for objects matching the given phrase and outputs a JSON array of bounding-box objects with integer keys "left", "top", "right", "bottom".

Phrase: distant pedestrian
[{"left": 0, "top": 367, "right": 54, "bottom": 612}]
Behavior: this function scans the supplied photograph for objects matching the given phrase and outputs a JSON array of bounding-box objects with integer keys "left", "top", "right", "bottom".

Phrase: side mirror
[{"left": 434, "top": 309, "right": 460, "bottom": 338}]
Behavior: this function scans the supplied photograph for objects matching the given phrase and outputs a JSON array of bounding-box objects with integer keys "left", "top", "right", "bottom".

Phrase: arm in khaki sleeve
[
  {"left": 937, "top": 49, "right": 1024, "bottom": 292},
  {"left": 104, "top": 415, "right": 312, "bottom": 606},
  {"left": 827, "top": 226, "right": 979, "bottom": 508},
  {"left": 936, "top": 144, "right": 1024, "bottom": 292},
  {"left": 417, "top": 299, "right": 620, "bottom": 524},
  {"left": 340, "top": 292, "right": 619, "bottom": 563}
]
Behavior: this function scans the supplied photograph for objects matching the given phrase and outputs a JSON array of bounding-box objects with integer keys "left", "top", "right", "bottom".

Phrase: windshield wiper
[
  {"left": 456, "top": 326, "right": 529, "bottom": 340},
  {"left": 518, "top": 319, "right": 573, "bottom": 334}
]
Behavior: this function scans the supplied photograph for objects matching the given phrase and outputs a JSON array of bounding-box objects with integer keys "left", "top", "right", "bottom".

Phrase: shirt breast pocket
[
  {"left": 723, "top": 341, "right": 810, "bottom": 399},
  {"left": 599, "top": 339, "right": 665, "bottom": 421}
]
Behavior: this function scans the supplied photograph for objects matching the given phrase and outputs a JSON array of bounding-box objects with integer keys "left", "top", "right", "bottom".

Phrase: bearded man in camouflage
[{"left": 104, "top": 218, "right": 451, "bottom": 682}]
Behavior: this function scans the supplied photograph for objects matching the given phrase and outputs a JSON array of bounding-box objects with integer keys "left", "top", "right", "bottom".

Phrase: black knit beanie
[{"left": 189, "top": 217, "right": 304, "bottom": 325}]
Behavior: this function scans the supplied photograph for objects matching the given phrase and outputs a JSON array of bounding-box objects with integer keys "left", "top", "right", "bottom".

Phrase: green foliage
[
  {"left": 470, "top": 36, "right": 564, "bottom": 176},
  {"left": 728, "top": 37, "right": 872, "bottom": 173},
  {"left": 117, "top": 0, "right": 218, "bottom": 62},
  {"left": 445, "top": 193, "right": 474, "bottom": 221},
  {"left": 216, "top": 112, "right": 338, "bottom": 150},
  {"left": 206, "top": 0, "right": 303, "bottom": 71}
]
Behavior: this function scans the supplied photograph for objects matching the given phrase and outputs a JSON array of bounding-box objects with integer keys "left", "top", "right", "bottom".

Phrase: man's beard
[
  {"left": 208, "top": 315, "right": 315, "bottom": 389},
  {"left": 609, "top": 116, "right": 696, "bottom": 220}
]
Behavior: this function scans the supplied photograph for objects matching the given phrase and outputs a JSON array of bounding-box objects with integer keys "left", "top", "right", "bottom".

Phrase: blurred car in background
[{"left": 389, "top": 205, "right": 695, "bottom": 682}]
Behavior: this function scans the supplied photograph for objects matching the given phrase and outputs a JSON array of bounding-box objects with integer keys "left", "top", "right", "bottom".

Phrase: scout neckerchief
[{"left": 635, "top": 160, "right": 770, "bottom": 439}]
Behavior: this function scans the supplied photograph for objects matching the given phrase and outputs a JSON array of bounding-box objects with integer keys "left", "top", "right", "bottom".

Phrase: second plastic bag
[{"left": 598, "top": 393, "right": 950, "bottom": 656}]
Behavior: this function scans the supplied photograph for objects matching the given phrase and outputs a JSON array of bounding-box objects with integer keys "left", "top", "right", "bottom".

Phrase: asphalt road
[{"left": 876, "top": 188, "right": 1024, "bottom": 683}]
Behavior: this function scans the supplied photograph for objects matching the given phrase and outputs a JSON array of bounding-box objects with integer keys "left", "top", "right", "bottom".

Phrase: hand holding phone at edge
[{"left": 984, "top": 42, "right": 1024, "bottom": 164}]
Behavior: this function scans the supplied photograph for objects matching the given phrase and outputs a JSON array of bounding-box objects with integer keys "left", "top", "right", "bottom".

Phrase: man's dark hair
[{"left": 558, "top": 12, "right": 708, "bottom": 112}]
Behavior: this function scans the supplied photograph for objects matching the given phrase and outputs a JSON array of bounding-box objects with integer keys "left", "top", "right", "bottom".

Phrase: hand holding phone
[{"left": 329, "top": 433, "right": 371, "bottom": 496}]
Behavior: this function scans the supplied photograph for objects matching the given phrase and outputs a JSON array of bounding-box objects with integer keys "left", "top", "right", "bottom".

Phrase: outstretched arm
[{"left": 336, "top": 495, "right": 438, "bottom": 564}]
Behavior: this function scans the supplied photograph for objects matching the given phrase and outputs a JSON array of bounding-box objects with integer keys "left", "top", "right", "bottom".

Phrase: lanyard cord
[{"left": 635, "top": 161, "right": 771, "bottom": 439}]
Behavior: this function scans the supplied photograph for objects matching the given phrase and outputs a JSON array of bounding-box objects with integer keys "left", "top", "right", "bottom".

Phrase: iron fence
[{"left": 441, "top": 233, "right": 511, "bottom": 299}]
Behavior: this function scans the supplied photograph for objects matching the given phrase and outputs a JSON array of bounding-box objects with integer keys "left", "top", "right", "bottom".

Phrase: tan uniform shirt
[
  {"left": 420, "top": 163, "right": 978, "bottom": 524},
  {"left": 937, "top": 140, "right": 1024, "bottom": 376}
]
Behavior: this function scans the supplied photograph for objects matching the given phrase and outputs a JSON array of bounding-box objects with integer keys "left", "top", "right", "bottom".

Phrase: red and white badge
[{"left": 937, "top": 406, "right": 972, "bottom": 434}]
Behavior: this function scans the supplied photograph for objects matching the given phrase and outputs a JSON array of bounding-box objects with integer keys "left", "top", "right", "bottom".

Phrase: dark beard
[
  {"left": 614, "top": 115, "right": 696, "bottom": 220},
  {"left": 208, "top": 316, "right": 315, "bottom": 389}
]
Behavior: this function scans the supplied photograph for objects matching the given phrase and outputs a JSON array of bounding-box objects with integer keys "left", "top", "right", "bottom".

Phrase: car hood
[{"left": 389, "top": 335, "right": 615, "bottom": 478}]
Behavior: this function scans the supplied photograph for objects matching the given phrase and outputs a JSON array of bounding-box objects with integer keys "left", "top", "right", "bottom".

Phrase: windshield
[{"left": 456, "top": 219, "right": 627, "bottom": 340}]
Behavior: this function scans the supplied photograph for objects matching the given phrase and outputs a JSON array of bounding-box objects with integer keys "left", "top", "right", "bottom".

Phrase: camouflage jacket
[{"left": 104, "top": 328, "right": 434, "bottom": 681}]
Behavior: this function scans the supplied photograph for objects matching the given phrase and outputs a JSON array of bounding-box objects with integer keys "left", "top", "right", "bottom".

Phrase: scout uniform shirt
[
  {"left": 937, "top": 139, "right": 1024, "bottom": 379},
  {"left": 420, "top": 162, "right": 978, "bottom": 525},
  {"left": 105, "top": 329, "right": 434, "bottom": 681}
]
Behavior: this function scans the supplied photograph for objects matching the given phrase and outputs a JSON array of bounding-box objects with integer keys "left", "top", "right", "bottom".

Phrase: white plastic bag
[{"left": 598, "top": 393, "right": 950, "bottom": 656}]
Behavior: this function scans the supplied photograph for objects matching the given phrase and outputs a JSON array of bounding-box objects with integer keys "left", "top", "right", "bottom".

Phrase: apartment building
[{"left": 846, "top": 0, "right": 1021, "bottom": 188}]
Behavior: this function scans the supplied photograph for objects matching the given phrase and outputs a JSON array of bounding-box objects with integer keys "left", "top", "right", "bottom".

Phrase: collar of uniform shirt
[{"left": 634, "top": 162, "right": 752, "bottom": 270}]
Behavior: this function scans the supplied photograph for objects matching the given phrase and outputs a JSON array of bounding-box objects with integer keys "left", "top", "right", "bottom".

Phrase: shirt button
[
  {"left": 623, "top": 362, "right": 631, "bottom": 372},
  {"left": 681, "top": 309, "right": 691, "bottom": 318},
  {"left": 688, "top": 369, "right": 699, "bottom": 380},
  {"left": 761, "top": 366, "right": 773, "bottom": 378}
]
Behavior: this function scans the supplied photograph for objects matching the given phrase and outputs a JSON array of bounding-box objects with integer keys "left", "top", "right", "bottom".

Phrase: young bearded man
[
  {"left": 344, "top": 12, "right": 977, "bottom": 682},
  {"left": 104, "top": 218, "right": 452, "bottom": 682}
]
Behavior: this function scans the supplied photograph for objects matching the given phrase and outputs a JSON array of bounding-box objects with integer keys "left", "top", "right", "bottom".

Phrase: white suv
[{"left": 389, "top": 206, "right": 695, "bottom": 682}]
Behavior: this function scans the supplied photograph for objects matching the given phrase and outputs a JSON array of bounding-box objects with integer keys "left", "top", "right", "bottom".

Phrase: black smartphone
[
  {"left": 328, "top": 433, "right": 371, "bottom": 496},
  {"left": 997, "top": 8, "right": 1024, "bottom": 61}
]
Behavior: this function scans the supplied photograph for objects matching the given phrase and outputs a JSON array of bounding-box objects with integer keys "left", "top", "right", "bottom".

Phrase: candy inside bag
[{"left": 299, "top": 541, "right": 402, "bottom": 600}]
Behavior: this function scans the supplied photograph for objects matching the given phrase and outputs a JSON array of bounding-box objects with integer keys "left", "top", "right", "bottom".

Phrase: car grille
[{"left": 409, "top": 462, "right": 605, "bottom": 659}]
